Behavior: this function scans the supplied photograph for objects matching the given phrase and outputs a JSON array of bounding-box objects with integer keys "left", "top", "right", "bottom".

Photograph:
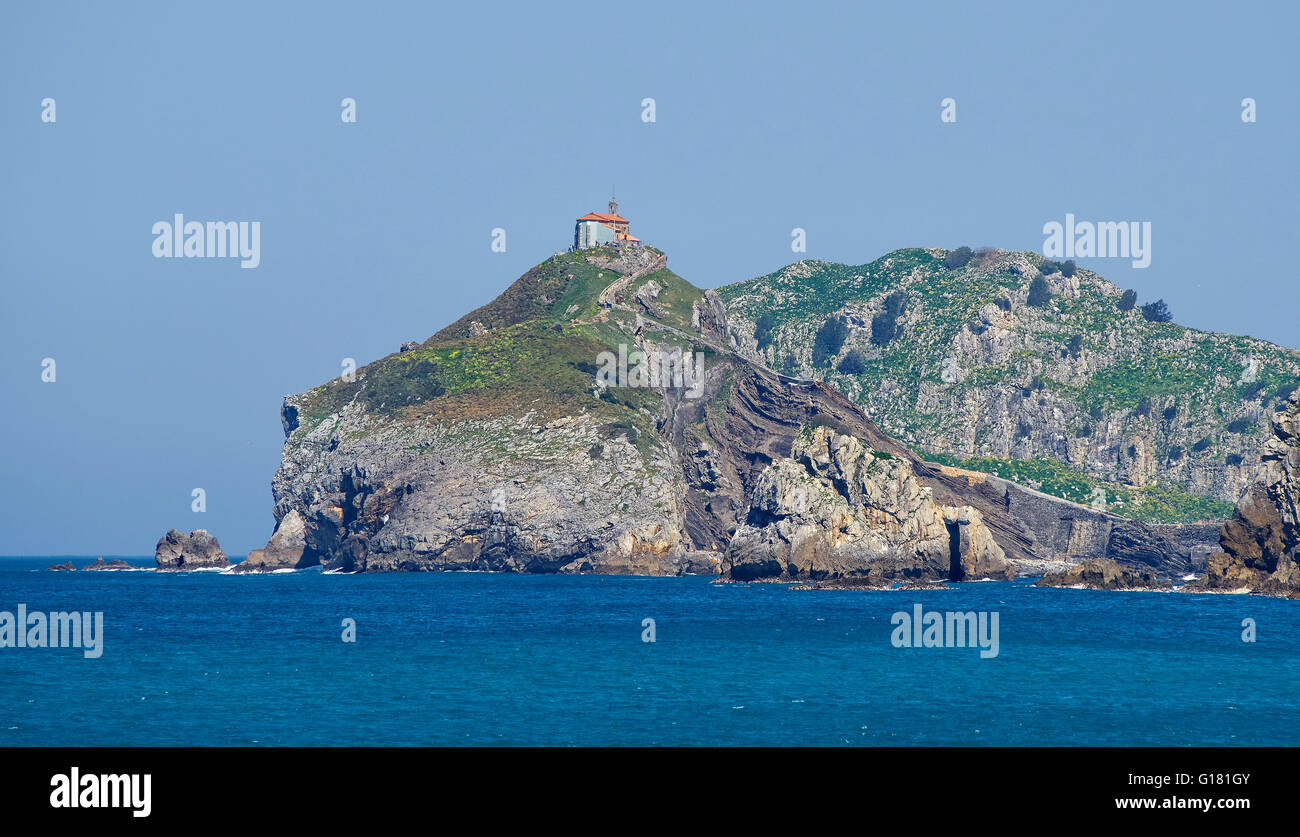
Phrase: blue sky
[{"left": 1, "top": 0, "right": 1296, "bottom": 555}]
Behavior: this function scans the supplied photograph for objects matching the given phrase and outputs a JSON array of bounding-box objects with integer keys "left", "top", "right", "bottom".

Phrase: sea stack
[{"left": 154, "top": 529, "right": 230, "bottom": 571}]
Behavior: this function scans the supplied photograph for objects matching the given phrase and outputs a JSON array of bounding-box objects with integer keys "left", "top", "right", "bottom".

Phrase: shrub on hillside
[
  {"left": 1226, "top": 417, "right": 1253, "bottom": 434},
  {"left": 1192, "top": 436, "right": 1212, "bottom": 453},
  {"left": 944, "top": 247, "right": 973, "bottom": 269},
  {"left": 1140, "top": 299, "right": 1173, "bottom": 322},
  {"left": 753, "top": 312, "right": 776, "bottom": 351},
  {"left": 1225, "top": 453, "right": 1244, "bottom": 466},
  {"left": 1027, "top": 275, "right": 1052, "bottom": 307},
  {"left": 1060, "top": 260, "right": 1077, "bottom": 278},
  {"left": 812, "top": 317, "right": 849, "bottom": 368},
  {"left": 1067, "top": 334, "right": 1083, "bottom": 359},
  {"left": 1118, "top": 289, "right": 1137, "bottom": 311},
  {"left": 871, "top": 291, "right": 907, "bottom": 346},
  {"left": 837, "top": 349, "right": 867, "bottom": 375},
  {"left": 1039, "top": 260, "right": 1061, "bottom": 275}
]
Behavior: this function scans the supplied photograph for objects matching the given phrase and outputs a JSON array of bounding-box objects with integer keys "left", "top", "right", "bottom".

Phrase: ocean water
[{"left": 1, "top": 556, "right": 1297, "bottom": 746}]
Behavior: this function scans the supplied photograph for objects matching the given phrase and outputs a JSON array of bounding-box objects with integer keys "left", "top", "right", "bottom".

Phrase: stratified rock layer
[
  {"left": 257, "top": 247, "right": 1234, "bottom": 578},
  {"left": 723, "top": 425, "right": 1012, "bottom": 583}
]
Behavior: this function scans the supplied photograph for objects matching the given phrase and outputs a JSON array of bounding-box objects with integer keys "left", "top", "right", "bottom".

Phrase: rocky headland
[{"left": 226, "top": 244, "right": 1257, "bottom": 590}]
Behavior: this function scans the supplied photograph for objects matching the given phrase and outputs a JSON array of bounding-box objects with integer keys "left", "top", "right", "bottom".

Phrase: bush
[
  {"left": 1242, "top": 380, "right": 1266, "bottom": 400},
  {"left": 812, "top": 317, "right": 849, "bottom": 368},
  {"left": 1226, "top": 417, "right": 1253, "bottom": 433},
  {"left": 1168, "top": 445, "right": 1184, "bottom": 461},
  {"left": 1067, "top": 334, "right": 1083, "bottom": 359},
  {"left": 1060, "top": 260, "right": 1077, "bottom": 278},
  {"left": 1135, "top": 396, "right": 1152, "bottom": 418},
  {"left": 837, "top": 349, "right": 867, "bottom": 375},
  {"left": 1118, "top": 289, "right": 1137, "bottom": 311},
  {"left": 1027, "top": 275, "right": 1052, "bottom": 307},
  {"left": 1225, "top": 453, "right": 1244, "bottom": 466},
  {"left": 781, "top": 355, "right": 797, "bottom": 373},
  {"left": 1076, "top": 423, "right": 1092, "bottom": 438},
  {"left": 993, "top": 296, "right": 1011, "bottom": 312},
  {"left": 871, "top": 291, "right": 907, "bottom": 346},
  {"left": 1192, "top": 437, "right": 1212, "bottom": 453},
  {"left": 944, "top": 247, "right": 973, "bottom": 269},
  {"left": 1162, "top": 405, "right": 1178, "bottom": 421},
  {"left": 1140, "top": 299, "right": 1173, "bottom": 322},
  {"left": 1022, "top": 376, "right": 1047, "bottom": 397},
  {"left": 1039, "top": 260, "right": 1061, "bottom": 275},
  {"left": 754, "top": 312, "right": 776, "bottom": 351}
]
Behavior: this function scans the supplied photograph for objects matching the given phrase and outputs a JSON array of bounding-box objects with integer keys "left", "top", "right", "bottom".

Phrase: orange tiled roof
[{"left": 576, "top": 211, "right": 628, "bottom": 223}]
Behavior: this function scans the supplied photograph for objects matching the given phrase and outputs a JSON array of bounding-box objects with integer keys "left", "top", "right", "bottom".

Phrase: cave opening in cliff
[{"left": 946, "top": 521, "right": 964, "bottom": 581}]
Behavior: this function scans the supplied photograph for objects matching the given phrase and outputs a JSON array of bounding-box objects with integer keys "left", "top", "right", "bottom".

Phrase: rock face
[
  {"left": 1198, "top": 393, "right": 1300, "bottom": 596},
  {"left": 990, "top": 475, "right": 1218, "bottom": 576},
  {"left": 1035, "top": 558, "right": 1163, "bottom": 591},
  {"left": 154, "top": 529, "right": 230, "bottom": 571},
  {"left": 84, "top": 558, "right": 132, "bottom": 571},
  {"left": 269, "top": 406, "right": 712, "bottom": 574},
  {"left": 234, "top": 509, "right": 309, "bottom": 573},
  {"left": 721, "top": 248, "right": 1300, "bottom": 509},
  {"left": 257, "top": 247, "right": 1234, "bottom": 578},
  {"left": 723, "top": 425, "right": 1013, "bottom": 583}
]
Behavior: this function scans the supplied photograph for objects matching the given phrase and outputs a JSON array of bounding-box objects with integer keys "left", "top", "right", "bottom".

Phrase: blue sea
[{"left": 1, "top": 557, "right": 1297, "bottom": 746}]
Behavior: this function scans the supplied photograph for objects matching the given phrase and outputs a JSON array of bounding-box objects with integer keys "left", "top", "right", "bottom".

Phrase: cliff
[
  {"left": 719, "top": 248, "right": 1300, "bottom": 519},
  {"left": 250, "top": 246, "right": 1227, "bottom": 577},
  {"left": 1196, "top": 392, "right": 1300, "bottom": 597}
]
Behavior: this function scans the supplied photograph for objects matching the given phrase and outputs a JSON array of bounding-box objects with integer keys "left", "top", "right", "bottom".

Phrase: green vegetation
[
  {"left": 1027, "top": 275, "right": 1052, "bottom": 307},
  {"left": 871, "top": 291, "right": 907, "bottom": 346},
  {"left": 944, "top": 247, "right": 973, "bottom": 269},
  {"left": 1141, "top": 299, "right": 1173, "bottom": 322},
  {"left": 289, "top": 248, "right": 705, "bottom": 444},
  {"left": 922, "top": 452, "right": 1232, "bottom": 523},
  {"left": 717, "top": 246, "right": 1300, "bottom": 510},
  {"left": 838, "top": 349, "right": 868, "bottom": 375},
  {"left": 630, "top": 268, "right": 704, "bottom": 333},
  {"left": 812, "top": 316, "right": 849, "bottom": 367},
  {"left": 754, "top": 311, "right": 776, "bottom": 351}
]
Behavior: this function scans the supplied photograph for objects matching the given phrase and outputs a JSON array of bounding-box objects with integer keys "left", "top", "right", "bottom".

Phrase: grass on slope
[
  {"left": 293, "top": 320, "right": 661, "bottom": 437},
  {"left": 921, "top": 452, "right": 1233, "bottom": 523}
]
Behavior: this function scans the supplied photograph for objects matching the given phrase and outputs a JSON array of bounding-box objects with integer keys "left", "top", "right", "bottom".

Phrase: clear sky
[{"left": 1, "top": 0, "right": 1296, "bottom": 555}]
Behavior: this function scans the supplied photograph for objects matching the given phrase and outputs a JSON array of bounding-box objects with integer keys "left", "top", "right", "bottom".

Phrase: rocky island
[
  {"left": 154, "top": 529, "right": 230, "bottom": 571},
  {"left": 227, "top": 243, "right": 1298, "bottom": 592}
]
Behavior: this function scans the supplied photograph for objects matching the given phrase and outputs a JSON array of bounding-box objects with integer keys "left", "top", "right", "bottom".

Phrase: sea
[{"left": 1, "top": 556, "right": 1297, "bottom": 746}]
